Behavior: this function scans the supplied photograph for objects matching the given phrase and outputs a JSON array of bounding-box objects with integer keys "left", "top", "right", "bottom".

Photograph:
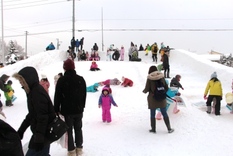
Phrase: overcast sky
[{"left": 2, "top": 0, "right": 233, "bottom": 55}]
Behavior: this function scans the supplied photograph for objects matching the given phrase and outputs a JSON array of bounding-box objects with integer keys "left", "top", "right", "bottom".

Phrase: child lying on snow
[
  {"left": 86, "top": 83, "right": 101, "bottom": 92},
  {"left": 100, "top": 78, "right": 121, "bottom": 86}
]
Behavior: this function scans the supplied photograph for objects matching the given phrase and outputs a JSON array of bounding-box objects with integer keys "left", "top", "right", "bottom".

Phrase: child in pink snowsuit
[
  {"left": 100, "top": 78, "right": 121, "bottom": 86},
  {"left": 98, "top": 87, "right": 118, "bottom": 123},
  {"left": 39, "top": 74, "right": 50, "bottom": 93}
]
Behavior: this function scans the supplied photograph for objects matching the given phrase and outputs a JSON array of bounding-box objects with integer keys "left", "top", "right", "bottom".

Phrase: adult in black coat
[
  {"left": 13, "top": 67, "right": 56, "bottom": 155},
  {"left": 0, "top": 119, "right": 24, "bottom": 156},
  {"left": 79, "top": 37, "right": 84, "bottom": 50},
  {"left": 162, "top": 51, "right": 170, "bottom": 78},
  {"left": 54, "top": 58, "right": 87, "bottom": 155},
  {"left": 93, "top": 43, "right": 98, "bottom": 52},
  {"left": 71, "top": 37, "right": 76, "bottom": 52}
]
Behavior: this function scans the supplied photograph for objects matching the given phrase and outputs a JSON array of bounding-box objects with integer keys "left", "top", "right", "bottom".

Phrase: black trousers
[
  {"left": 65, "top": 113, "right": 83, "bottom": 151},
  {"left": 206, "top": 95, "right": 221, "bottom": 115}
]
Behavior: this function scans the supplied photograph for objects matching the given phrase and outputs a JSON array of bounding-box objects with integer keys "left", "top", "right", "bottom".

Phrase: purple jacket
[{"left": 98, "top": 94, "right": 117, "bottom": 109}]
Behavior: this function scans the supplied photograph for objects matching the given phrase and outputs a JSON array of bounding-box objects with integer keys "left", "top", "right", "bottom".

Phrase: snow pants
[{"left": 102, "top": 106, "right": 112, "bottom": 122}]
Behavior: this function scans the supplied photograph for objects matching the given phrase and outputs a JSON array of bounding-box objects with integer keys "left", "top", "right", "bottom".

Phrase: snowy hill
[{"left": 1, "top": 49, "right": 233, "bottom": 156}]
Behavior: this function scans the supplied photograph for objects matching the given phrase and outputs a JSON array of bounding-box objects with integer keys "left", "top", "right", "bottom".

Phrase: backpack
[{"left": 153, "top": 79, "right": 167, "bottom": 101}]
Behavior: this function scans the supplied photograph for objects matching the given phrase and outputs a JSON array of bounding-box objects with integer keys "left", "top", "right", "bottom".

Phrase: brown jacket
[{"left": 143, "top": 71, "right": 168, "bottom": 109}]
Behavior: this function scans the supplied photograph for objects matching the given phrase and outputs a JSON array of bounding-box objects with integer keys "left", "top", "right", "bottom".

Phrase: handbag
[{"left": 46, "top": 115, "right": 69, "bottom": 143}]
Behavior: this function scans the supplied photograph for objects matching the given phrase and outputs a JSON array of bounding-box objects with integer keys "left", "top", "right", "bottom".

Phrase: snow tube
[
  {"left": 112, "top": 51, "right": 120, "bottom": 61},
  {"left": 225, "top": 92, "right": 233, "bottom": 104}
]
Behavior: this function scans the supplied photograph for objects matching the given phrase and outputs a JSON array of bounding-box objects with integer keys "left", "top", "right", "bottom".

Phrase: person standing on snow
[
  {"left": 79, "top": 37, "right": 84, "bottom": 50},
  {"left": 13, "top": 67, "right": 56, "bottom": 155},
  {"left": 54, "top": 58, "right": 87, "bottom": 156},
  {"left": 162, "top": 50, "right": 170, "bottom": 78},
  {"left": 142, "top": 65, "right": 174, "bottom": 133},
  {"left": 98, "top": 87, "right": 118, "bottom": 123},
  {"left": 0, "top": 74, "right": 10, "bottom": 106},
  {"left": 120, "top": 46, "right": 125, "bottom": 61},
  {"left": 204, "top": 71, "right": 223, "bottom": 115}
]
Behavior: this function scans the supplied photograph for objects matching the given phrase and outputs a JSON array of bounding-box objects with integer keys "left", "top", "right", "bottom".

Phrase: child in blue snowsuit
[{"left": 156, "top": 79, "right": 180, "bottom": 120}]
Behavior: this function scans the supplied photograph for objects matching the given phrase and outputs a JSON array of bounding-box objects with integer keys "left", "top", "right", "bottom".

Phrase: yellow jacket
[{"left": 204, "top": 79, "right": 222, "bottom": 96}]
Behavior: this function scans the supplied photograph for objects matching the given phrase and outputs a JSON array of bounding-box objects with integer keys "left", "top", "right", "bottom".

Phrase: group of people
[{"left": 0, "top": 58, "right": 87, "bottom": 156}]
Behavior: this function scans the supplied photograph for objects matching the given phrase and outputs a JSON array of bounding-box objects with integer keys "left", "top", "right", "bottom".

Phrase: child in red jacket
[{"left": 121, "top": 76, "right": 133, "bottom": 87}]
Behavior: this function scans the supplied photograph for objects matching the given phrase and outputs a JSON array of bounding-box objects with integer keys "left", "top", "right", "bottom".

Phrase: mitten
[{"left": 204, "top": 95, "right": 207, "bottom": 100}]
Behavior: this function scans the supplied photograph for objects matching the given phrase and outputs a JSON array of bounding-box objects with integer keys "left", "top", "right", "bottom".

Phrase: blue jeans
[
  {"left": 26, "top": 145, "right": 50, "bottom": 156},
  {"left": 150, "top": 107, "right": 168, "bottom": 118}
]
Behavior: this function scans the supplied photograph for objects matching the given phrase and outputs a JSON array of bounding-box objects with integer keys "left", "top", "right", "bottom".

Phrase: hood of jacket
[
  {"left": 147, "top": 71, "right": 164, "bottom": 80},
  {"left": 12, "top": 66, "right": 39, "bottom": 93},
  {"left": 0, "top": 74, "right": 9, "bottom": 83}
]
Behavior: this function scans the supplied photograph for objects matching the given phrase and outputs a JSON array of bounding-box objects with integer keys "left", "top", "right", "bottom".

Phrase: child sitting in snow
[
  {"left": 156, "top": 79, "right": 180, "bottom": 120},
  {"left": 86, "top": 83, "right": 101, "bottom": 92},
  {"left": 90, "top": 60, "right": 100, "bottom": 71},
  {"left": 98, "top": 86, "right": 118, "bottom": 123},
  {"left": 121, "top": 76, "right": 133, "bottom": 87},
  {"left": 100, "top": 78, "right": 121, "bottom": 86}
]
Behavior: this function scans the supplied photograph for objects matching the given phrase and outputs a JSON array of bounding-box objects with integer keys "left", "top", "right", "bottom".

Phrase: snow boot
[
  {"left": 173, "top": 103, "right": 180, "bottom": 114},
  {"left": 5, "top": 100, "right": 13, "bottom": 107},
  {"left": 149, "top": 118, "right": 156, "bottom": 133},
  {"left": 164, "top": 117, "right": 174, "bottom": 133},
  {"left": 67, "top": 149, "right": 76, "bottom": 156},
  {"left": 206, "top": 106, "right": 211, "bottom": 114},
  {"left": 167, "top": 71, "right": 170, "bottom": 78},
  {"left": 76, "top": 147, "right": 83, "bottom": 155}
]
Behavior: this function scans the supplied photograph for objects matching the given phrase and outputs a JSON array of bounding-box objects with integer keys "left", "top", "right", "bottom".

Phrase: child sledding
[{"left": 90, "top": 60, "right": 100, "bottom": 71}]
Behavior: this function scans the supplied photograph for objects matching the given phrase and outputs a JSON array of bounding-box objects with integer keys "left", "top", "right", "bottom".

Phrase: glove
[
  {"left": 172, "top": 99, "right": 177, "bottom": 102},
  {"left": 17, "top": 130, "right": 24, "bottom": 140},
  {"left": 34, "top": 143, "right": 44, "bottom": 152},
  {"left": 204, "top": 95, "right": 207, "bottom": 100},
  {"left": 182, "top": 88, "right": 184, "bottom": 90}
]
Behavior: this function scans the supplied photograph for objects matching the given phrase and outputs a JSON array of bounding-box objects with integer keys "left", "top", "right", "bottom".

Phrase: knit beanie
[
  {"left": 210, "top": 72, "right": 217, "bottom": 79},
  {"left": 63, "top": 59, "right": 75, "bottom": 70}
]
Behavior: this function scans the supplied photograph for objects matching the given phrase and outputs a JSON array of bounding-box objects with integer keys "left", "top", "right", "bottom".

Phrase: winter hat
[
  {"left": 102, "top": 87, "right": 109, "bottom": 94},
  {"left": 210, "top": 72, "right": 217, "bottom": 79},
  {"left": 7, "top": 80, "right": 12, "bottom": 85},
  {"left": 41, "top": 74, "right": 47, "bottom": 79},
  {"left": 63, "top": 58, "right": 75, "bottom": 70}
]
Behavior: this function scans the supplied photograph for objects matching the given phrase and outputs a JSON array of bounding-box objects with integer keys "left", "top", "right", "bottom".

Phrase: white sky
[
  {"left": 1, "top": 0, "right": 233, "bottom": 55},
  {"left": 1, "top": 49, "right": 233, "bottom": 156}
]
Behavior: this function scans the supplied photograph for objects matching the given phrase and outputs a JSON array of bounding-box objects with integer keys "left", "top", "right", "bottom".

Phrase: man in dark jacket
[
  {"left": 13, "top": 67, "right": 56, "bottom": 156},
  {"left": 79, "top": 37, "right": 84, "bottom": 50},
  {"left": 54, "top": 58, "right": 87, "bottom": 156}
]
